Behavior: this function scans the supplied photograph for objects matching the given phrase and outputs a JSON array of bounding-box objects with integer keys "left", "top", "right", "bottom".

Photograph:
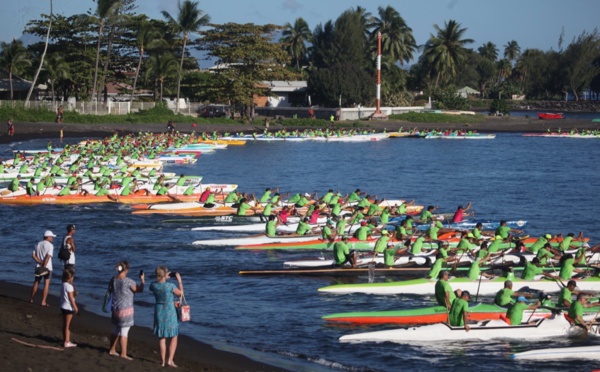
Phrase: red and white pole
[{"left": 375, "top": 32, "right": 382, "bottom": 115}]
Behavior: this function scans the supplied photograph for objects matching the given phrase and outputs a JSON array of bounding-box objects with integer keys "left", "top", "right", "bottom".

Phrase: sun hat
[{"left": 44, "top": 230, "right": 56, "bottom": 237}]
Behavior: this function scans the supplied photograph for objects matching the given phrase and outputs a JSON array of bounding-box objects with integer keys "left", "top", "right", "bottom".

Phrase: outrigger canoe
[
  {"left": 323, "top": 303, "right": 552, "bottom": 325},
  {"left": 512, "top": 345, "right": 600, "bottom": 360},
  {"left": 192, "top": 233, "right": 321, "bottom": 246},
  {"left": 338, "top": 315, "right": 578, "bottom": 344},
  {"left": 324, "top": 303, "right": 600, "bottom": 325},
  {"left": 317, "top": 276, "right": 600, "bottom": 295}
]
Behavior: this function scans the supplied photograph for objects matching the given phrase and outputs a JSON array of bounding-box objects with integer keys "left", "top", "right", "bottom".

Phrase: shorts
[{"left": 61, "top": 308, "right": 75, "bottom": 315}]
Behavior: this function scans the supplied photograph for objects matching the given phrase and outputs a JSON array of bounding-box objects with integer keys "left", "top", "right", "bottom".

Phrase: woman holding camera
[
  {"left": 108, "top": 261, "right": 144, "bottom": 360},
  {"left": 150, "top": 266, "right": 183, "bottom": 367}
]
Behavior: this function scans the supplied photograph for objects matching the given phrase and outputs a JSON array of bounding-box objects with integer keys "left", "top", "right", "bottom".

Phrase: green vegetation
[
  {"left": 489, "top": 99, "right": 511, "bottom": 115},
  {"left": 0, "top": 102, "right": 241, "bottom": 125},
  {"left": 276, "top": 118, "right": 330, "bottom": 127},
  {"left": 388, "top": 112, "right": 483, "bottom": 123}
]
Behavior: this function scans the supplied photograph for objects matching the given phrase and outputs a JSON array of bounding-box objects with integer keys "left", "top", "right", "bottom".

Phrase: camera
[
  {"left": 139, "top": 270, "right": 144, "bottom": 278},
  {"left": 169, "top": 271, "right": 178, "bottom": 278}
]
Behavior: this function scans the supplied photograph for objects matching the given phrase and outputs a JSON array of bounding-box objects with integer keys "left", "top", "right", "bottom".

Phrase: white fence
[{"left": 0, "top": 100, "right": 202, "bottom": 116}]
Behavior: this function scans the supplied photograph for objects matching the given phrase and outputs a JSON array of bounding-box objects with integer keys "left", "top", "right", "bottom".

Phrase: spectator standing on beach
[
  {"left": 30, "top": 230, "right": 56, "bottom": 306},
  {"left": 150, "top": 266, "right": 183, "bottom": 367},
  {"left": 108, "top": 261, "right": 145, "bottom": 360},
  {"left": 7, "top": 118, "right": 14, "bottom": 136},
  {"left": 308, "top": 107, "right": 315, "bottom": 119},
  {"left": 61, "top": 268, "right": 78, "bottom": 348},
  {"left": 61, "top": 224, "right": 77, "bottom": 271},
  {"left": 56, "top": 105, "right": 63, "bottom": 123}
]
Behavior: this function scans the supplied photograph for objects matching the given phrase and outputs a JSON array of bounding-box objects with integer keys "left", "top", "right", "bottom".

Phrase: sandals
[{"left": 64, "top": 342, "right": 77, "bottom": 348}]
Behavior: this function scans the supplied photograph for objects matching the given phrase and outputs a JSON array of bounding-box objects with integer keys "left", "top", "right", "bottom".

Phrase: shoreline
[
  {"left": 1, "top": 116, "right": 599, "bottom": 144},
  {"left": 0, "top": 280, "right": 287, "bottom": 371}
]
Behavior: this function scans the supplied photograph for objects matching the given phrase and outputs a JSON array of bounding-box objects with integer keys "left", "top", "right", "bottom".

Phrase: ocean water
[{"left": 1, "top": 134, "right": 600, "bottom": 371}]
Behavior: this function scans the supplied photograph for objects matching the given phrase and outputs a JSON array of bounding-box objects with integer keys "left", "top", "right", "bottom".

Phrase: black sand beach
[{"left": 0, "top": 281, "right": 286, "bottom": 371}]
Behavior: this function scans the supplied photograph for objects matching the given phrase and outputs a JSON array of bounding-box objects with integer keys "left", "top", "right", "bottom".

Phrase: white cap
[{"left": 44, "top": 230, "right": 56, "bottom": 237}]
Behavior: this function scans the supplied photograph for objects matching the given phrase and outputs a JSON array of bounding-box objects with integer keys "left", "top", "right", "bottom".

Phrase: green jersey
[
  {"left": 296, "top": 221, "right": 311, "bottom": 235},
  {"left": 558, "top": 287, "right": 572, "bottom": 307},
  {"left": 568, "top": 301, "right": 584, "bottom": 324},
  {"left": 354, "top": 226, "right": 370, "bottom": 241},
  {"left": 494, "top": 288, "right": 514, "bottom": 306},
  {"left": 507, "top": 302, "right": 529, "bottom": 325},
  {"left": 495, "top": 226, "right": 511, "bottom": 239},
  {"left": 333, "top": 241, "right": 350, "bottom": 265},
  {"left": 559, "top": 258, "right": 575, "bottom": 280},
  {"left": 559, "top": 236, "right": 573, "bottom": 251},
  {"left": 411, "top": 237, "right": 425, "bottom": 254},
  {"left": 449, "top": 298, "right": 469, "bottom": 326},
  {"left": 265, "top": 220, "right": 276, "bottom": 237},
  {"left": 521, "top": 261, "right": 544, "bottom": 280},
  {"left": 384, "top": 247, "right": 396, "bottom": 266},
  {"left": 373, "top": 235, "right": 389, "bottom": 253},
  {"left": 467, "top": 260, "right": 481, "bottom": 280},
  {"left": 434, "top": 279, "right": 456, "bottom": 307},
  {"left": 237, "top": 202, "right": 252, "bottom": 216}
]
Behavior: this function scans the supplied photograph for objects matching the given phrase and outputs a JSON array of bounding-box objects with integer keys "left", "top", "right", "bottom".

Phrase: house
[
  {"left": 456, "top": 86, "right": 479, "bottom": 98},
  {"left": 0, "top": 69, "right": 33, "bottom": 100},
  {"left": 258, "top": 80, "right": 307, "bottom": 107}
]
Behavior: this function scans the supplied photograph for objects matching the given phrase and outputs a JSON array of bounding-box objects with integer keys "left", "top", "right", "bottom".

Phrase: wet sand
[{"left": 0, "top": 281, "right": 286, "bottom": 371}]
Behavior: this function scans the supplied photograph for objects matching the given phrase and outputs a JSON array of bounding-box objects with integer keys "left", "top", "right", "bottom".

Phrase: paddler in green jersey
[
  {"left": 395, "top": 220, "right": 408, "bottom": 241},
  {"left": 320, "top": 189, "right": 334, "bottom": 204},
  {"left": 26, "top": 178, "right": 36, "bottom": 196},
  {"left": 224, "top": 191, "right": 240, "bottom": 204},
  {"left": 346, "top": 189, "right": 362, "bottom": 203},
  {"left": 384, "top": 242, "right": 401, "bottom": 267},
  {"left": 494, "top": 280, "right": 532, "bottom": 306},
  {"left": 295, "top": 218, "right": 313, "bottom": 236},
  {"left": 262, "top": 202, "right": 275, "bottom": 218},
  {"left": 259, "top": 187, "right": 277, "bottom": 203},
  {"left": 405, "top": 216, "right": 414, "bottom": 235},
  {"left": 456, "top": 232, "right": 475, "bottom": 254},
  {"left": 558, "top": 232, "right": 582, "bottom": 251},
  {"left": 467, "top": 259, "right": 494, "bottom": 280},
  {"left": 372, "top": 230, "right": 390, "bottom": 258},
  {"left": 270, "top": 192, "right": 281, "bottom": 205},
  {"left": 353, "top": 221, "right": 371, "bottom": 241},
  {"left": 427, "top": 257, "right": 445, "bottom": 279},
  {"left": 356, "top": 197, "right": 371, "bottom": 209},
  {"left": 265, "top": 215, "right": 278, "bottom": 237},
  {"left": 8, "top": 175, "right": 21, "bottom": 192},
  {"left": 568, "top": 294, "right": 589, "bottom": 326},
  {"left": 175, "top": 174, "right": 186, "bottom": 187},
  {"left": 487, "top": 235, "right": 505, "bottom": 253},
  {"left": 366, "top": 201, "right": 382, "bottom": 217},
  {"left": 536, "top": 243, "right": 560, "bottom": 265},
  {"left": 557, "top": 280, "right": 595, "bottom": 308},
  {"left": 321, "top": 220, "right": 336, "bottom": 242},
  {"left": 18, "top": 162, "right": 28, "bottom": 174},
  {"left": 435, "top": 271, "right": 456, "bottom": 310},
  {"left": 410, "top": 236, "right": 426, "bottom": 255},
  {"left": 471, "top": 223, "right": 483, "bottom": 243},
  {"left": 521, "top": 258, "right": 546, "bottom": 280},
  {"left": 380, "top": 207, "right": 391, "bottom": 226},
  {"left": 449, "top": 291, "right": 471, "bottom": 330},
  {"left": 330, "top": 203, "right": 342, "bottom": 218},
  {"left": 559, "top": 253, "right": 585, "bottom": 280},
  {"left": 528, "top": 234, "right": 552, "bottom": 253},
  {"left": 426, "top": 222, "right": 442, "bottom": 242},
  {"left": 334, "top": 236, "right": 357, "bottom": 267},
  {"left": 507, "top": 296, "right": 540, "bottom": 325},
  {"left": 419, "top": 205, "right": 438, "bottom": 223},
  {"left": 495, "top": 220, "right": 523, "bottom": 240},
  {"left": 237, "top": 198, "right": 255, "bottom": 216},
  {"left": 335, "top": 216, "right": 347, "bottom": 235},
  {"left": 288, "top": 193, "right": 301, "bottom": 204}
]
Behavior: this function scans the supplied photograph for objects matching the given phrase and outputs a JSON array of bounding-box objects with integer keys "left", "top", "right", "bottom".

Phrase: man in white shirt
[{"left": 30, "top": 230, "right": 56, "bottom": 306}]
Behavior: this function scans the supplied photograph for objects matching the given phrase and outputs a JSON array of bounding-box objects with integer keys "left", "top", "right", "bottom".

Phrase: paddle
[
  {"left": 526, "top": 307, "right": 538, "bottom": 323},
  {"left": 474, "top": 273, "right": 483, "bottom": 303},
  {"left": 587, "top": 306, "right": 600, "bottom": 332}
]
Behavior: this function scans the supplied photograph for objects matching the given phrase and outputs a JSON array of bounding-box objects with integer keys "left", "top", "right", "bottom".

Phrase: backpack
[{"left": 58, "top": 239, "right": 71, "bottom": 262}]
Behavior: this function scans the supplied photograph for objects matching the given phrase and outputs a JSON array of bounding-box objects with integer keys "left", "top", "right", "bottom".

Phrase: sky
[{"left": 1, "top": 0, "right": 599, "bottom": 64}]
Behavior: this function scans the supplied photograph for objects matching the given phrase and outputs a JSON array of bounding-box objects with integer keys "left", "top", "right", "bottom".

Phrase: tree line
[{"left": 0, "top": 0, "right": 599, "bottom": 113}]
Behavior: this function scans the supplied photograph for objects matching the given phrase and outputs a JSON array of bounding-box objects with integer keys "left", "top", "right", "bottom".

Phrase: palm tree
[
  {"left": 91, "top": 0, "right": 121, "bottom": 102},
  {"left": 280, "top": 18, "right": 311, "bottom": 69},
  {"left": 420, "top": 20, "right": 474, "bottom": 89},
  {"left": 44, "top": 54, "right": 70, "bottom": 105},
  {"left": 131, "top": 21, "right": 168, "bottom": 102},
  {"left": 161, "top": 0, "right": 210, "bottom": 113},
  {"left": 478, "top": 42, "right": 498, "bottom": 61},
  {"left": 353, "top": 6, "right": 374, "bottom": 41},
  {"left": 496, "top": 58, "right": 512, "bottom": 85},
  {"left": 26, "top": 0, "right": 53, "bottom": 105},
  {"left": 504, "top": 40, "right": 521, "bottom": 65},
  {"left": 0, "top": 40, "right": 32, "bottom": 100},
  {"left": 370, "top": 5, "right": 416, "bottom": 65},
  {"left": 146, "top": 53, "right": 179, "bottom": 101}
]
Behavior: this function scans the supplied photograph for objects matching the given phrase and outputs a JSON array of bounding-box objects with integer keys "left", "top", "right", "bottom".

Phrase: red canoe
[{"left": 538, "top": 112, "right": 564, "bottom": 120}]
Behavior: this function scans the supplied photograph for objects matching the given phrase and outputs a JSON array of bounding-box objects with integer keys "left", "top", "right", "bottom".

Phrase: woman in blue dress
[{"left": 150, "top": 266, "right": 183, "bottom": 367}]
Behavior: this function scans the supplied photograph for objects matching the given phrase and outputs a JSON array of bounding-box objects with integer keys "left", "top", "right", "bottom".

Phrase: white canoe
[
  {"left": 339, "top": 315, "right": 576, "bottom": 344},
  {"left": 192, "top": 234, "right": 322, "bottom": 246},
  {"left": 512, "top": 345, "right": 600, "bottom": 360},
  {"left": 283, "top": 254, "right": 430, "bottom": 268},
  {"left": 191, "top": 217, "right": 330, "bottom": 232},
  {"left": 318, "top": 276, "right": 600, "bottom": 295}
]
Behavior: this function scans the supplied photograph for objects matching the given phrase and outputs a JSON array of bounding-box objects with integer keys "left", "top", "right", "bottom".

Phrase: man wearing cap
[
  {"left": 334, "top": 236, "right": 357, "bottom": 268},
  {"left": 354, "top": 221, "right": 372, "bottom": 241},
  {"left": 557, "top": 280, "right": 595, "bottom": 308},
  {"left": 62, "top": 224, "right": 77, "bottom": 271},
  {"left": 372, "top": 230, "right": 390, "bottom": 259},
  {"left": 435, "top": 271, "right": 456, "bottom": 310},
  {"left": 494, "top": 280, "right": 532, "bottom": 307},
  {"left": 449, "top": 290, "right": 471, "bottom": 331},
  {"left": 30, "top": 230, "right": 56, "bottom": 306},
  {"left": 506, "top": 296, "right": 540, "bottom": 325}
]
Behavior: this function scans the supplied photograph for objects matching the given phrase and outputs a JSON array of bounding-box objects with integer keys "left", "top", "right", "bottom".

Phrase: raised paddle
[
  {"left": 587, "top": 305, "right": 600, "bottom": 332},
  {"left": 474, "top": 272, "right": 484, "bottom": 303},
  {"left": 526, "top": 306, "right": 538, "bottom": 323}
]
